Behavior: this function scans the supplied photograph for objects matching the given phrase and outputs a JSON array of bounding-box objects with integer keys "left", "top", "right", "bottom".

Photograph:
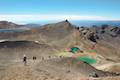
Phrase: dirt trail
[{"left": 0, "top": 60, "right": 90, "bottom": 80}]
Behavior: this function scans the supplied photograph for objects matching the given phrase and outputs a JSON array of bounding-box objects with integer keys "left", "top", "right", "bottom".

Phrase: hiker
[
  {"left": 23, "top": 54, "right": 27, "bottom": 65},
  {"left": 33, "top": 56, "right": 37, "bottom": 61}
]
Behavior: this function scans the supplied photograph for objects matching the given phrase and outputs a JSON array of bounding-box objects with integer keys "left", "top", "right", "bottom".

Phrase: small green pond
[{"left": 77, "top": 57, "right": 97, "bottom": 64}]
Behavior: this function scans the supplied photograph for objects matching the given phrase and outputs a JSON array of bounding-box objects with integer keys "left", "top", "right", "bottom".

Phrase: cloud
[{"left": 0, "top": 14, "right": 112, "bottom": 24}]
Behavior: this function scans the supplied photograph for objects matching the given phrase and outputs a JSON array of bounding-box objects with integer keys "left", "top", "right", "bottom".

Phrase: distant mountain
[
  {"left": 71, "top": 20, "right": 120, "bottom": 27},
  {"left": 0, "top": 21, "right": 41, "bottom": 29},
  {"left": 25, "top": 23, "right": 40, "bottom": 28},
  {"left": 0, "top": 21, "right": 18, "bottom": 29},
  {"left": 28, "top": 20, "right": 120, "bottom": 27},
  {"left": 0, "top": 20, "right": 120, "bottom": 29}
]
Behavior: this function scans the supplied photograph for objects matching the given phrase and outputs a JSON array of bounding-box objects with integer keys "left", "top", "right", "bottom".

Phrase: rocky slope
[
  {"left": 0, "top": 20, "right": 120, "bottom": 80},
  {"left": 0, "top": 20, "right": 120, "bottom": 60},
  {"left": 37, "top": 57, "right": 120, "bottom": 78},
  {"left": 0, "top": 20, "right": 120, "bottom": 61}
]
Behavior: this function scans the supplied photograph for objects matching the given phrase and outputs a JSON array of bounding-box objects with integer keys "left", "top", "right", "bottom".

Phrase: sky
[{"left": 0, "top": 0, "right": 120, "bottom": 24}]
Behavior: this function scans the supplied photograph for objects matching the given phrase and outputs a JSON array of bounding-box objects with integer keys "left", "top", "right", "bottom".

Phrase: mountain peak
[
  {"left": 54, "top": 20, "right": 71, "bottom": 26},
  {"left": 62, "top": 19, "right": 70, "bottom": 24},
  {"left": 65, "top": 19, "right": 69, "bottom": 22}
]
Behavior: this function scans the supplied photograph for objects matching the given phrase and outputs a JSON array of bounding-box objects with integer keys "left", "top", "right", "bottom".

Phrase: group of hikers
[{"left": 23, "top": 54, "right": 37, "bottom": 65}]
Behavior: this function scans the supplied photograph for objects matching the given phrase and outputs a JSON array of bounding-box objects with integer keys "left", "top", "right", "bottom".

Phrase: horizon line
[{"left": 0, "top": 14, "right": 120, "bottom": 24}]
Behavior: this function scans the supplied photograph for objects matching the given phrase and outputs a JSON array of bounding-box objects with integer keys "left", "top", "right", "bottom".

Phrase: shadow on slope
[{"left": 0, "top": 40, "right": 58, "bottom": 63}]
